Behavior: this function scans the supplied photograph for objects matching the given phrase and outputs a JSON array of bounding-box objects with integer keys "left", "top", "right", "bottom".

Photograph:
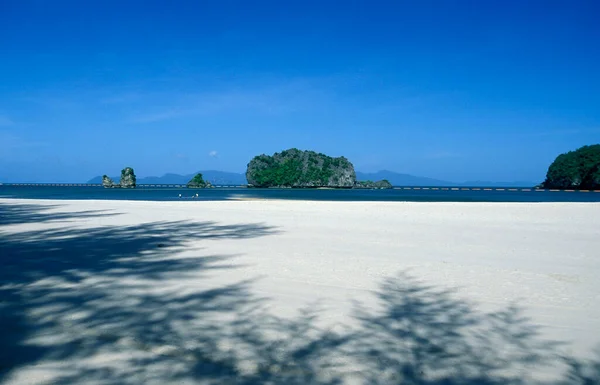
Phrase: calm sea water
[{"left": 1, "top": 185, "right": 600, "bottom": 202}]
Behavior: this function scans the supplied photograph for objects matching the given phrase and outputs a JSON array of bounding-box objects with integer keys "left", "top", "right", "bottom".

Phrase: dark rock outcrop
[
  {"left": 542, "top": 144, "right": 600, "bottom": 190},
  {"left": 187, "top": 173, "right": 213, "bottom": 188},
  {"left": 119, "top": 167, "right": 137, "bottom": 188},
  {"left": 102, "top": 175, "right": 116, "bottom": 188},
  {"left": 355, "top": 179, "right": 393, "bottom": 189},
  {"left": 246, "top": 148, "right": 356, "bottom": 188}
]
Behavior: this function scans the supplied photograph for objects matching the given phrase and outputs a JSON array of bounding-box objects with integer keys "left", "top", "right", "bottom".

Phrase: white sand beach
[{"left": 1, "top": 198, "right": 599, "bottom": 384}]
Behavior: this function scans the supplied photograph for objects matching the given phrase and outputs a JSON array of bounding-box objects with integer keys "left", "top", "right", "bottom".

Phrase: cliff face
[
  {"left": 246, "top": 148, "right": 356, "bottom": 188},
  {"left": 119, "top": 167, "right": 137, "bottom": 188},
  {"left": 102, "top": 175, "right": 116, "bottom": 188},
  {"left": 543, "top": 145, "right": 600, "bottom": 190}
]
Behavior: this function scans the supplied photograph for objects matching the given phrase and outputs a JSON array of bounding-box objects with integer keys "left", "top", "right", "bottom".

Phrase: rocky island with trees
[
  {"left": 102, "top": 167, "right": 137, "bottom": 188},
  {"left": 102, "top": 169, "right": 215, "bottom": 189},
  {"left": 541, "top": 144, "right": 600, "bottom": 190},
  {"left": 186, "top": 173, "right": 214, "bottom": 188},
  {"left": 246, "top": 148, "right": 392, "bottom": 189}
]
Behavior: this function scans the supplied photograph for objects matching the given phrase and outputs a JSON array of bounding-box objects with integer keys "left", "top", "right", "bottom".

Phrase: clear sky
[{"left": 1, "top": 0, "right": 599, "bottom": 183}]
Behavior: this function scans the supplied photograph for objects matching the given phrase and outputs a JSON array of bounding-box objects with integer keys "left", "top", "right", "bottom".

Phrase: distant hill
[
  {"left": 356, "top": 171, "right": 536, "bottom": 187},
  {"left": 355, "top": 170, "right": 453, "bottom": 186},
  {"left": 542, "top": 144, "right": 600, "bottom": 190},
  {"left": 88, "top": 170, "right": 536, "bottom": 187},
  {"left": 136, "top": 173, "right": 189, "bottom": 184},
  {"left": 457, "top": 180, "right": 537, "bottom": 187},
  {"left": 88, "top": 176, "right": 120, "bottom": 184},
  {"left": 88, "top": 170, "right": 247, "bottom": 185}
]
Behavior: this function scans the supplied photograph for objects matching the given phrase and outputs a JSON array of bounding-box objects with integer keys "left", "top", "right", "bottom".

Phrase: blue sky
[{"left": 1, "top": 0, "right": 599, "bottom": 183}]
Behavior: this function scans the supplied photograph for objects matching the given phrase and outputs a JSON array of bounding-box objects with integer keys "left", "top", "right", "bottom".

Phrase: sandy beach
[{"left": 1, "top": 198, "right": 599, "bottom": 384}]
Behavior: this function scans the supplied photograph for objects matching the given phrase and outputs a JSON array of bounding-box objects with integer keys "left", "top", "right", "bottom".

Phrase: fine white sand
[{"left": 1, "top": 198, "right": 599, "bottom": 384}]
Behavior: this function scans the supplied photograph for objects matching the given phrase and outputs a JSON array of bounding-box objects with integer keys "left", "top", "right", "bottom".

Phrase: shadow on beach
[{"left": 0, "top": 201, "right": 598, "bottom": 384}]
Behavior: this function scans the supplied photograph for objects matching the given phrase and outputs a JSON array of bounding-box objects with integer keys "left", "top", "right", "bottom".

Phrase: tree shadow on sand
[
  {"left": 560, "top": 350, "right": 600, "bottom": 385},
  {"left": 349, "top": 273, "right": 580, "bottom": 385},
  {"left": 1, "top": 201, "right": 598, "bottom": 384},
  {"left": 0, "top": 202, "right": 118, "bottom": 226},
  {"left": 0, "top": 202, "right": 278, "bottom": 383}
]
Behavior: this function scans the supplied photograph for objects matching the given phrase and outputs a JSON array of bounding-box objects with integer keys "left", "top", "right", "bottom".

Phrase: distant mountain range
[
  {"left": 456, "top": 180, "right": 537, "bottom": 187},
  {"left": 355, "top": 171, "right": 451, "bottom": 187},
  {"left": 88, "top": 170, "right": 537, "bottom": 187}
]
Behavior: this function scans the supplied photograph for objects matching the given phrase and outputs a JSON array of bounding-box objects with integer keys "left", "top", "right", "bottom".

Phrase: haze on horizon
[{"left": 1, "top": 1, "right": 599, "bottom": 183}]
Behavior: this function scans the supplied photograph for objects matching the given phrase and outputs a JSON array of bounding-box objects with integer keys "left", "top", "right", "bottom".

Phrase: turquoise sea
[{"left": 1, "top": 185, "right": 600, "bottom": 202}]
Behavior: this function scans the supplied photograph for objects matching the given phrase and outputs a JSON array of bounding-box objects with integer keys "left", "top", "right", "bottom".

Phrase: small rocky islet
[
  {"left": 102, "top": 167, "right": 136, "bottom": 188},
  {"left": 186, "top": 173, "right": 213, "bottom": 189},
  {"left": 102, "top": 168, "right": 213, "bottom": 189}
]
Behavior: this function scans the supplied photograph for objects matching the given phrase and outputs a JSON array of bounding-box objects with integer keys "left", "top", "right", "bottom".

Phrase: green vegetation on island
[
  {"left": 246, "top": 148, "right": 356, "bottom": 188},
  {"left": 355, "top": 179, "right": 393, "bottom": 189},
  {"left": 102, "top": 175, "right": 116, "bottom": 188},
  {"left": 120, "top": 167, "right": 136, "bottom": 188},
  {"left": 187, "top": 173, "right": 213, "bottom": 188},
  {"left": 102, "top": 167, "right": 136, "bottom": 188},
  {"left": 542, "top": 144, "right": 600, "bottom": 190},
  {"left": 245, "top": 148, "right": 392, "bottom": 189}
]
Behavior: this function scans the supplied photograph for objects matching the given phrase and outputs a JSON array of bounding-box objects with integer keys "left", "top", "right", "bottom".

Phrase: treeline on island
[
  {"left": 542, "top": 144, "right": 600, "bottom": 190},
  {"left": 186, "top": 173, "right": 213, "bottom": 188},
  {"left": 245, "top": 148, "right": 391, "bottom": 189}
]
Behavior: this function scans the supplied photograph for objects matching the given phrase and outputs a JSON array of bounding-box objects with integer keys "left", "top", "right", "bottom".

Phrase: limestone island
[
  {"left": 246, "top": 148, "right": 392, "bottom": 189},
  {"left": 541, "top": 144, "right": 600, "bottom": 190},
  {"left": 186, "top": 173, "right": 214, "bottom": 188},
  {"left": 102, "top": 167, "right": 137, "bottom": 188}
]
